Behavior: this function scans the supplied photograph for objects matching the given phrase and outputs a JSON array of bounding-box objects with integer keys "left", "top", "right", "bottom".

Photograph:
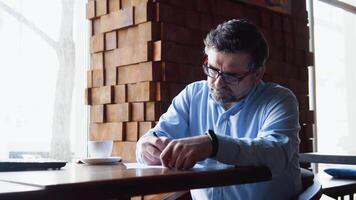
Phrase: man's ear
[{"left": 254, "top": 66, "right": 265, "bottom": 82}]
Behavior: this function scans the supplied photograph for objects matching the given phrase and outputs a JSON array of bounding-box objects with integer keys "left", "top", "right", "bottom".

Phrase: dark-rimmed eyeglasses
[{"left": 202, "top": 61, "right": 254, "bottom": 85}]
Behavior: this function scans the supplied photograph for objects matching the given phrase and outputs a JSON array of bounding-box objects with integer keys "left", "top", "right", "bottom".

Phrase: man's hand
[
  {"left": 141, "top": 135, "right": 171, "bottom": 165},
  {"left": 160, "top": 135, "right": 213, "bottom": 170}
]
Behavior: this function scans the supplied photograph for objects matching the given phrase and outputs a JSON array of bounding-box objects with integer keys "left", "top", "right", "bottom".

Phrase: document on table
[{"left": 124, "top": 163, "right": 205, "bottom": 169}]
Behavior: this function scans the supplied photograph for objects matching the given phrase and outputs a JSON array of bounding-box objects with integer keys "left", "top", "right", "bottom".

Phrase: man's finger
[
  {"left": 175, "top": 152, "right": 186, "bottom": 170},
  {"left": 154, "top": 137, "right": 171, "bottom": 151},
  {"left": 161, "top": 137, "right": 171, "bottom": 146},
  {"left": 145, "top": 144, "right": 161, "bottom": 158},
  {"left": 169, "top": 142, "right": 183, "bottom": 168},
  {"left": 182, "top": 154, "right": 196, "bottom": 170},
  {"left": 142, "top": 153, "right": 161, "bottom": 165},
  {"left": 160, "top": 142, "right": 174, "bottom": 167}
]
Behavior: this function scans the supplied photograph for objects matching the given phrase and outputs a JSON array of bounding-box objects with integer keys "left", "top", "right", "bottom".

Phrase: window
[
  {"left": 0, "top": 0, "right": 88, "bottom": 161},
  {"left": 310, "top": 0, "right": 356, "bottom": 154}
]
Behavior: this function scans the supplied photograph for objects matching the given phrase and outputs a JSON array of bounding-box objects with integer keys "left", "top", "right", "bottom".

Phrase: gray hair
[{"left": 204, "top": 19, "right": 269, "bottom": 71}]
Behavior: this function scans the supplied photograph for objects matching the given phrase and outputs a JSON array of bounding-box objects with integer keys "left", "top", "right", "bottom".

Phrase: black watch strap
[{"left": 206, "top": 130, "right": 219, "bottom": 158}]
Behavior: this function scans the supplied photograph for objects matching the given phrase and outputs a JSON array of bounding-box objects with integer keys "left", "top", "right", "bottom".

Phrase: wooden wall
[{"left": 85, "top": 0, "right": 314, "bottom": 165}]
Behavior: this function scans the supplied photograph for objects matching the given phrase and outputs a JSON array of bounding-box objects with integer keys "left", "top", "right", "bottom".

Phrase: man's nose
[{"left": 214, "top": 75, "right": 226, "bottom": 87}]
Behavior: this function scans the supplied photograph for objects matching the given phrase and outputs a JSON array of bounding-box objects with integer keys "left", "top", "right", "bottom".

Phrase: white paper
[{"left": 123, "top": 162, "right": 205, "bottom": 169}]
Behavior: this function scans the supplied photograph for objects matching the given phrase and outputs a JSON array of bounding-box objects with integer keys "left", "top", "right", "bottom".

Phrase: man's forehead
[{"left": 206, "top": 50, "right": 251, "bottom": 70}]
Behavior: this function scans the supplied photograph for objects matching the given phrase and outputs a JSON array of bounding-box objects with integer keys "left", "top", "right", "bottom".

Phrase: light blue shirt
[{"left": 136, "top": 80, "right": 302, "bottom": 200}]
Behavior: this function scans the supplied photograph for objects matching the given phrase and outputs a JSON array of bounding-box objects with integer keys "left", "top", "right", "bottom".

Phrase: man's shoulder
[
  {"left": 260, "top": 81, "right": 296, "bottom": 99},
  {"left": 184, "top": 80, "right": 208, "bottom": 94},
  {"left": 178, "top": 81, "right": 209, "bottom": 104},
  {"left": 186, "top": 80, "right": 208, "bottom": 88}
]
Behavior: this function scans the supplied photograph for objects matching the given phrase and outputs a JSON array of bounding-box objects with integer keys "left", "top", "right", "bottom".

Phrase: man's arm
[
  {"left": 136, "top": 84, "right": 193, "bottom": 165},
  {"left": 215, "top": 94, "right": 300, "bottom": 175}
]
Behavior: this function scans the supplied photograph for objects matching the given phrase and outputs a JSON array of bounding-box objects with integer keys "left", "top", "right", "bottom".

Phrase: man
[{"left": 136, "top": 19, "right": 302, "bottom": 200}]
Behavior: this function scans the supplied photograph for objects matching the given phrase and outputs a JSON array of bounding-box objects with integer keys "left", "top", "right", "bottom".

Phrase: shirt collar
[{"left": 208, "top": 80, "right": 263, "bottom": 114}]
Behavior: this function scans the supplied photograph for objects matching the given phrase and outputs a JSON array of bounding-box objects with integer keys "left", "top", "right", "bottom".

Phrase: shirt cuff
[{"left": 215, "top": 134, "right": 241, "bottom": 164}]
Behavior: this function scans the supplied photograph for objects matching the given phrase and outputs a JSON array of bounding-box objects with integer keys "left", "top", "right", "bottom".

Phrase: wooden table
[
  {"left": 300, "top": 153, "right": 356, "bottom": 199},
  {"left": 0, "top": 181, "right": 45, "bottom": 200},
  {"left": 300, "top": 153, "right": 356, "bottom": 165},
  {"left": 0, "top": 163, "right": 271, "bottom": 200}
]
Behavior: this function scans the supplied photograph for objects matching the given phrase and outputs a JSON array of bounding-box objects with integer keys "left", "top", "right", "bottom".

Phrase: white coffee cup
[{"left": 88, "top": 140, "right": 113, "bottom": 158}]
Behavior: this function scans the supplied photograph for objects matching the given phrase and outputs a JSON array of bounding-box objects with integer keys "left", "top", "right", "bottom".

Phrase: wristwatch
[{"left": 205, "top": 130, "right": 219, "bottom": 158}]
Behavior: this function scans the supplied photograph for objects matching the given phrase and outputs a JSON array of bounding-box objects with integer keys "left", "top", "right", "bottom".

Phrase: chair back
[{"left": 297, "top": 168, "right": 323, "bottom": 200}]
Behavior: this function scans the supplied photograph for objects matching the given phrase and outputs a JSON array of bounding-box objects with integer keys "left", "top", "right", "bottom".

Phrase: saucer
[{"left": 80, "top": 157, "right": 122, "bottom": 165}]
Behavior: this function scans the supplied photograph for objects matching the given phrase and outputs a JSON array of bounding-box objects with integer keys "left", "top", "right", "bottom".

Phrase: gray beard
[{"left": 209, "top": 87, "right": 238, "bottom": 104}]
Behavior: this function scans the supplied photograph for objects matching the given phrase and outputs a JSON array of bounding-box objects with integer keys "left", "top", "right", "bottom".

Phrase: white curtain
[
  {"left": 0, "top": 0, "right": 87, "bottom": 161},
  {"left": 313, "top": 0, "right": 356, "bottom": 154}
]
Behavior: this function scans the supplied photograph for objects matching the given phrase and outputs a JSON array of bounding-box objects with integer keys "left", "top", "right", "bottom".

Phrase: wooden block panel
[
  {"left": 145, "top": 102, "right": 162, "bottom": 121},
  {"left": 90, "top": 33, "right": 105, "bottom": 53},
  {"left": 155, "top": 3, "right": 185, "bottom": 27},
  {"left": 101, "top": 7, "right": 134, "bottom": 33},
  {"left": 299, "top": 68, "right": 308, "bottom": 81},
  {"left": 104, "top": 50, "right": 115, "bottom": 68},
  {"left": 161, "top": 22, "right": 203, "bottom": 46},
  {"left": 105, "top": 66, "right": 117, "bottom": 86},
  {"left": 92, "top": 18, "right": 101, "bottom": 35},
  {"left": 217, "top": 0, "right": 244, "bottom": 17},
  {"left": 114, "top": 42, "right": 152, "bottom": 66},
  {"left": 167, "top": 83, "right": 185, "bottom": 101},
  {"left": 114, "top": 84, "right": 126, "bottom": 103},
  {"left": 272, "top": 31, "right": 284, "bottom": 47},
  {"left": 132, "top": 102, "right": 145, "bottom": 121},
  {"left": 105, "top": 31, "right": 117, "bottom": 50},
  {"left": 113, "top": 141, "right": 136, "bottom": 162},
  {"left": 96, "top": 0, "right": 108, "bottom": 17},
  {"left": 121, "top": 0, "right": 149, "bottom": 8},
  {"left": 89, "top": 122, "right": 125, "bottom": 141},
  {"left": 126, "top": 122, "right": 139, "bottom": 141},
  {"left": 90, "top": 105, "right": 105, "bottom": 123},
  {"left": 160, "top": 0, "right": 195, "bottom": 11},
  {"left": 87, "top": 70, "right": 93, "bottom": 88},
  {"left": 106, "top": 103, "right": 131, "bottom": 122},
  {"left": 294, "top": 20, "right": 309, "bottom": 38},
  {"left": 91, "top": 52, "right": 104, "bottom": 69},
  {"left": 108, "top": 0, "right": 120, "bottom": 13},
  {"left": 91, "top": 86, "right": 113, "bottom": 105},
  {"left": 112, "top": 7, "right": 135, "bottom": 30},
  {"left": 162, "top": 62, "right": 197, "bottom": 84},
  {"left": 288, "top": 78, "right": 307, "bottom": 95},
  {"left": 143, "top": 193, "right": 178, "bottom": 200},
  {"left": 86, "top": 1, "right": 95, "bottom": 19},
  {"left": 117, "top": 62, "right": 161, "bottom": 84},
  {"left": 131, "top": 196, "right": 142, "bottom": 200},
  {"left": 283, "top": 17, "right": 293, "bottom": 33},
  {"left": 85, "top": 88, "right": 92, "bottom": 105},
  {"left": 117, "top": 22, "right": 159, "bottom": 48},
  {"left": 295, "top": 36, "right": 309, "bottom": 51},
  {"left": 139, "top": 121, "right": 154, "bottom": 138},
  {"left": 306, "top": 52, "right": 314, "bottom": 66},
  {"left": 297, "top": 95, "right": 310, "bottom": 111},
  {"left": 92, "top": 69, "right": 104, "bottom": 87},
  {"left": 155, "top": 82, "right": 168, "bottom": 101},
  {"left": 153, "top": 41, "right": 203, "bottom": 65},
  {"left": 101, "top": 14, "right": 112, "bottom": 33},
  {"left": 184, "top": 10, "right": 200, "bottom": 30},
  {"left": 295, "top": 50, "right": 306, "bottom": 66},
  {"left": 134, "top": 2, "right": 154, "bottom": 24},
  {"left": 127, "top": 82, "right": 155, "bottom": 102},
  {"left": 193, "top": 65, "right": 206, "bottom": 81}
]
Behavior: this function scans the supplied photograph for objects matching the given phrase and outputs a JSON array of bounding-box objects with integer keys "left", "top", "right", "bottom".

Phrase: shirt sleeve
[
  {"left": 215, "top": 93, "right": 301, "bottom": 176},
  {"left": 136, "top": 84, "right": 193, "bottom": 163}
]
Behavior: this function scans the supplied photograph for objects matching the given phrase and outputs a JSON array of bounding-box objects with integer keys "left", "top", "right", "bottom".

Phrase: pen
[{"left": 152, "top": 131, "right": 158, "bottom": 137}]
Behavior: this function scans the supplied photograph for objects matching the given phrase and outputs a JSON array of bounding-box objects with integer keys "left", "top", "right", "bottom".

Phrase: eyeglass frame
[{"left": 202, "top": 59, "right": 255, "bottom": 85}]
